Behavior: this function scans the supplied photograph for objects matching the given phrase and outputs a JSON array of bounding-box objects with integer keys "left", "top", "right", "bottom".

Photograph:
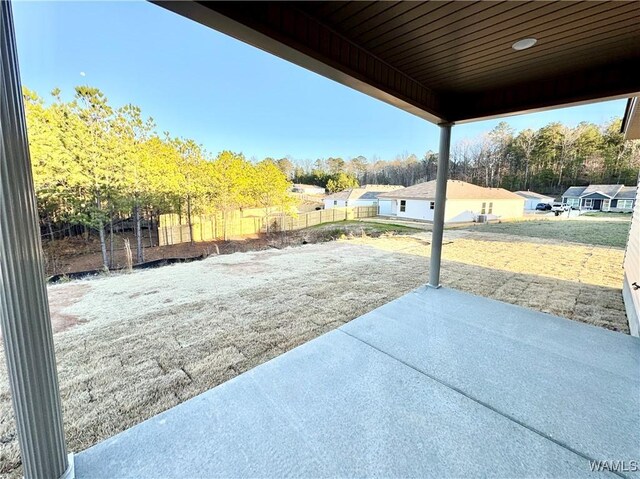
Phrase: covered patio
[
  {"left": 74, "top": 287, "right": 639, "bottom": 477},
  {"left": 1, "top": 1, "right": 639, "bottom": 478}
]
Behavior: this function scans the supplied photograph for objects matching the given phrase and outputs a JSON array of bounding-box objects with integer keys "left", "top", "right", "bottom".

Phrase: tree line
[
  {"left": 24, "top": 86, "right": 293, "bottom": 269},
  {"left": 26, "top": 85, "right": 639, "bottom": 271},
  {"left": 287, "top": 120, "right": 639, "bottom": 194}
]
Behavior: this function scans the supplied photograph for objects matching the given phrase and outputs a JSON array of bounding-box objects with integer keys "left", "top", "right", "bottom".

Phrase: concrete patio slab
[
  {"left": 75, "top": 287, "right": 639, "bottom": 478},
  {"left": 341, "top": 287, "right": 640, "bottom": 467}
]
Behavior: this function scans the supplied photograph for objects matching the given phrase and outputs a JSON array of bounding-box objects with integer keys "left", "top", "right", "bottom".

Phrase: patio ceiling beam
[
  {"left": 154, "top": 1, "right": 447, "bottom": 123},
  {"left": 451, "top": 59, "right": 640, "bottom": 123},
  {"left": 156, "top": 1, "right": 640, "bottom": 124},
  {"left": 0, "top": 2, "right": 70, "bottom": 478}
]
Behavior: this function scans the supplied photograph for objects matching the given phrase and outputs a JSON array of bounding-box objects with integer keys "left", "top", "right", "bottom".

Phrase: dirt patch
[
  {"left": 47, "top": 283, "right": 92, "bottom": 334},
  {"left": 0, "top": 283, "right": 90, "bottom": 343},
  {"left": 0, "top": 230, "right": 628, "bottom": 476},
  {"left": 42, "top": 233, "right": 277, "bottom": 277},
  {"left": 42, "top": 222, "right": 418, "bottom": 278}
]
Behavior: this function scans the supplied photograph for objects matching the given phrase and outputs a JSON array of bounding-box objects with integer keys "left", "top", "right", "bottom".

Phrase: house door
[
  {"left": 593, "top": 199, "right": 602, "bottom": 210},
  {"left": 602, "top": 199, "right": 610, "bottom": 212}
]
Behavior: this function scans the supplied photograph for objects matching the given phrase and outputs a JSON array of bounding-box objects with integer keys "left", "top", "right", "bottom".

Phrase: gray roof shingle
[
  {"left": 562, "top": 186, "right": 587, "bottom": 198},
  {"left": 615, "top": 186, "right": 637, "bottom": 199},
  {"left": 580, "top": 184, "right": 624, "bottom": 197},
  {"left": 563, "top": 184, "right": 636, "bottom": 200},
  {"left": 324, "top": 185, "right": 403, "bottom": 201},
  {"left": 514, "top": 191, "right": 555, "bottom": 200}
]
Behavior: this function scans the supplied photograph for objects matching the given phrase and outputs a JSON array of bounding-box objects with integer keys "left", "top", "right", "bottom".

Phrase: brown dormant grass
[{"left": 0, "top": 229, "right": 626, "bottom": 476}]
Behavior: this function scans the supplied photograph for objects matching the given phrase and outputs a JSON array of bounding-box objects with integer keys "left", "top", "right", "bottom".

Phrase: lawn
[
  {"left": 305, "top": 220, "right": 422, "bottom": 235},
  {"left": 0, "top": 228, "right": 628, "bottom": 476},
  {"left": 580, "top": 211, "right": 632, "bottom": 218},
  {"left": 460, "top": 219, "right": 631, "bottom": 248}
]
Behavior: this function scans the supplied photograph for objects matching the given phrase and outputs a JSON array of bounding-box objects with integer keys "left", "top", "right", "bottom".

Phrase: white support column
[
  {"left": 0, "top": 2, "right": 70, "bottom": 478},
  {"left": 428, "top": 123, "right": 453, "bottom": 288}
]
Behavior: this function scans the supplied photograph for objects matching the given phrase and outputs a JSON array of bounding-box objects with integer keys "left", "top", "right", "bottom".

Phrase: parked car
[
  {"left": 550, "top": 202, "right": 570, "bottom": 212},
  {"left": 535, "top": 203, "right": 552, "bottom": 211}
]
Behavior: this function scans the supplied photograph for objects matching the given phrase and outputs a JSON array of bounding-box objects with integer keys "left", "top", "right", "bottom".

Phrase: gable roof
[
  {"left": 324, "top": 185, "right": 403, "bottom": 202},
  {"left": 324, "top": 190, "right": 352, "bottom": 201},
  {"left": 378, "top": 180, "right": 522, "bottom": 201},
  {"left": 358, "top": 191, "right": 388, "bottom": 200},
  {"left": 514, "top": 191, "right": 555, "bottom": 200},
  {"left": 562, "top": 186, "right": 588, "bottom": 198},
  {"left": 580, "top": 192, "right": 612, "bottom": 200},
  {"left": 562, "top": 184, "right": 635, "bottom": 199},
  {"left": 615, "top": 186, "right": 638, "bottom": 199},
  {"left": 580, "top": 184, "right": 624, "bottom": 198}
]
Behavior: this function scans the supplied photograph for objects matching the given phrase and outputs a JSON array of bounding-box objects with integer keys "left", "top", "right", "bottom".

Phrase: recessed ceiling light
[{"left": 512, "top": 38, "right": 537, "bottom": 51}]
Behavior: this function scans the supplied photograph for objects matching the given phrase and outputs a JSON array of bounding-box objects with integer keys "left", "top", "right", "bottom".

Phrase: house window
[
  {"left": 481, "top": 202, "right": 486, "bottom": 214},
  {"left": 617, "top": 199, "right": 633, "bottom": 209},
  {"left": 429, "top": 201, "right": 435, "bottom": 210},
  {"left": 583, "top": 198, "right": 593, "bottom": 208},
  {"left": 400, "top": 200, "right": 406, "bottom": 212},
  {"left": 333, "top": 200, "right": 337, "bottom": 206},
  {"left": 488, "top": 202, "right": 493, "bottom": 214}
]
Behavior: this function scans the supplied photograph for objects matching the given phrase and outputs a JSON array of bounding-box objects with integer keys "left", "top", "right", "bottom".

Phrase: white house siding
[
  {"left": 323, "top": 199, "right": 347, "bottom": 209},
  {"left": 563, "top": 197, "right": 581, "bottom": 209},
  {"left": 324, "top": 199, "right": 381, "bottom": 210},
  {"left": 623, "top": 180, "right": 640, "bottom": 336},
  {"left": 445, "top": 199, "right": 524, "bottom": 222},
  {"left": 397, "top": 199, "right": 434, "bottom": 221},
  {"left": 385, "top": 198, "right": 524, "bottom": 223},
  {"left": 562, "top": 196, "right": 635, "bottom": 212},
  {"left": 610, "top": 199, "right": 636, "bottom": 213},
  {"left": 378, "top": 199, "right": 393, "bottom": 216},
  {"left": 390, "top": 200, "right": 398, "bottom": 215}
]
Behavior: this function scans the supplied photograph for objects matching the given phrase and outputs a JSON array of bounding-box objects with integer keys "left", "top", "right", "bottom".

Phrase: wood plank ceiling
[{"left": 156, "top": 1, "right": 640, "bottom": 124}]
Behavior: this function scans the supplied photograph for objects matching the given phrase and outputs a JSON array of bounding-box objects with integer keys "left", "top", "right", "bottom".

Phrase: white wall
[
  {"left": 611, "top": 199, "right": 635, "bottom": 212},
  {"left": 378, "top": 200, "right": 393, "bottom": 216},
  {"left": 385, "top": 198, "right": 524, "bottom": 223},
  {"left": 324, "top": 199, "right": 379, "bottom": 209},
  {"left": 324, "top": 199, "right": 347, "bottom": 209},
  {"left": 397, "top": 199, "right": 434, "bottom": 221}
]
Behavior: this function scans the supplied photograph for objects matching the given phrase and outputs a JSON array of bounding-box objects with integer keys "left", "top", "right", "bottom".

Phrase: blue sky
[{"left": 13, "top": 0, "right": 626, "bottom": 162}]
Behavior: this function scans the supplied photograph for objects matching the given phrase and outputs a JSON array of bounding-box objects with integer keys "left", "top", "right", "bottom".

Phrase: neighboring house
[
  {"left": 292, "top": 184, "right": 326, "bottom": 195},
  {"left": 561, "top": 184, "right": 637, "bottom": 212},
  {"left": 514, "top": 190, "right": 555, "bottom": 210},
  {"left": 378, "top": 180, "right": 524, "bottom": 223},
  {"left": 323, "top": 185, "right": 403, "bottom": 210}
]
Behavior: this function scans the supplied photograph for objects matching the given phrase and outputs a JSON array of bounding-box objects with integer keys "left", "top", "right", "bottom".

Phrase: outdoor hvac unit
[{"left": 476, "top": 214, "right": 488, "bottom": 223}]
